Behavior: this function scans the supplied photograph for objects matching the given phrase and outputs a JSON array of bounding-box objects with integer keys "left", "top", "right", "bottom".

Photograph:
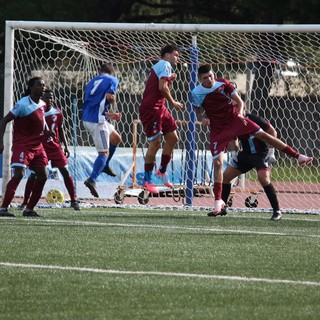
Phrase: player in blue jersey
[
  {"left": 139, "top": 44, "right": 183, "bottom": 194},
  {"left": 192, "top": 64, "right": 313, "bottom": 216},
  {"left": 0, "top": 77, "right": 49, "bottom": 217},
  {"left": 82, "top": 63, "right": 122, "bottom": 198}
]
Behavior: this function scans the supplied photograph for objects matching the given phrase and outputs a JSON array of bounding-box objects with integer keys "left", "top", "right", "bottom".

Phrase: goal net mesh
[{"left": 6, "top": 23, "right": 320, "bottom": 212}]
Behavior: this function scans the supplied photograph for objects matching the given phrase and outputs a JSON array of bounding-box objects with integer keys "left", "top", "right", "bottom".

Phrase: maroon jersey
[
  {"left": 10, "top": 96, "right": 46, "bottom": 148},
  {"left": 10, "top": 95, "right": 48, "bottom": 168},
  {"left": 192, "top": 79, "right": 262, "bottom": 158},
  {"left": 192, "top": 78, "right": 239, "bottom": 130},
  {"left": 139, "top": 59, "right": 177, "bottom": 139},
  {"left": 43, "top": 106, "right": 63, "bottom": 154},
  {"left": 139, "top": 60, "right": 173, "bottom": 110},
  {"left": 43, "top": 106, "right": 68, "bottom": 167}
]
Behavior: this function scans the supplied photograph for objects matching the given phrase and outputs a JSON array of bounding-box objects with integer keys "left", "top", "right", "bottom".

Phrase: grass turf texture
[
  {"left": 246, "top": 164, "right": 319, "bottom": 183},
  {"left": 0, "top": 208, "right": 319, "bottom": 320}
]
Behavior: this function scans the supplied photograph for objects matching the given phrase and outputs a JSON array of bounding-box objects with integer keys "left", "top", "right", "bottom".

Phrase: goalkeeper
[{"left": 218, "top": 113, "right": 281, "bottom": 221}]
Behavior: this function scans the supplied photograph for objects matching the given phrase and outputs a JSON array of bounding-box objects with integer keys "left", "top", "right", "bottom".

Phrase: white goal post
[{"left": 3, "top": 21, "right": 320, "bottom": 213}]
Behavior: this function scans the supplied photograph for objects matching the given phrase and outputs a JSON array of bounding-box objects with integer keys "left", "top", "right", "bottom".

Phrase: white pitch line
[
  {"left": 0, "top": 262, "right": 319, "bottom": 287},
  {"left": 20, "top": 218, "right": 320, "bottom": 238}
]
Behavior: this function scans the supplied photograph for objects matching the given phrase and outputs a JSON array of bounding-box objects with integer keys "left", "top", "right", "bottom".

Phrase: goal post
[
  {"left": 185, "top": 36, "right": 199, "bottom": 207},
  {"left": 3, "top": 21, "right": 320, "bottom": 213}
]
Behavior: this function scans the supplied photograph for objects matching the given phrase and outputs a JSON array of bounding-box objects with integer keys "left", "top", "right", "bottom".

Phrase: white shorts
[{"left": 83, "top": 121, "right": 115, "bottom": 152}]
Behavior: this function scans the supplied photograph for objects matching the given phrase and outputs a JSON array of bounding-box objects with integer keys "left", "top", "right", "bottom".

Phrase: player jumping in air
[
  {"left": 139, "top": 44, "right": 183, "bottom": 194},
  {"left": 82, "top": 63, "right": 122, "bottom": 198}
]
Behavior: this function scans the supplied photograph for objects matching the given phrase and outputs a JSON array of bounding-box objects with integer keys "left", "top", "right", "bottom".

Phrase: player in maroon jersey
[
  {"left": 0, "top": 77, "right": 49, "bottom": 217},
  {"left": 192, "top": 64, "right": 313, "bottom": 216},
  {"left": 139, "top": 44, "right": 183, "bottom": 194},
  {"left": 19, "top": 89, "right": 80, "bottom": 211}
]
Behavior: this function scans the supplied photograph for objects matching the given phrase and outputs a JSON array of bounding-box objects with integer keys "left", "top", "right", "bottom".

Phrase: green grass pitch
[{"left": 0, "top": 207, "right": 319, "bottom": 320}]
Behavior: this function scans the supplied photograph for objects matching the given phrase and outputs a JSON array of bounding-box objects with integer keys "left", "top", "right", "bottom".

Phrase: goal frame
[{"left": 3, "top": 21, "right": 320, "bottom": 210}]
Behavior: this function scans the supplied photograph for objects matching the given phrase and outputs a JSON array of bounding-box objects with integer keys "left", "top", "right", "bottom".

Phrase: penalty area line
[{"left": 0, "top": 262, "right": 319, "bottom": 287}]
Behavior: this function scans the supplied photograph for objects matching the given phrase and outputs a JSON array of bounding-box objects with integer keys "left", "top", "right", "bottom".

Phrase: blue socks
[
  {"left": 106, "top": 144, "right": 117, "bottom": 167},
  {"left": 90, "top": 154, "right": 107, "bottom": 181}
]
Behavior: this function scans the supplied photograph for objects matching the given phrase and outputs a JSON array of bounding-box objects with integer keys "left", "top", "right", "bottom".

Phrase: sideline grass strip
[{"left": 0, "top": 207, "right": 319, "bottom": 320}]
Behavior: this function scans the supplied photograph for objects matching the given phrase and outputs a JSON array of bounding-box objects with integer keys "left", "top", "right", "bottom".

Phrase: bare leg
[
  {"left": 145, "top": 136, "right": 161, "bottom": 169},
  {"left": 162, "top": 131, "right": 178, "bottom": 157},
  {"left": 208, "top": 152, "right": 227, "bottom": 216},
  {"left": 143, "top": 136, "right": 162, "bottom": 194}
]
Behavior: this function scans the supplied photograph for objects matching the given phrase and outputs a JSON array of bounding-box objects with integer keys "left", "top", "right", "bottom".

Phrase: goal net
[{"left": 3, "top": 22, "right": 320, "bottom": 213}]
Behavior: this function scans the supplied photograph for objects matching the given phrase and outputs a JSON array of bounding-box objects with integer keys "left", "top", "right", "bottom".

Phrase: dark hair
[
  {"left": 160, "top": 44, "right": 180, "bottom": 58},
  {"left": 44, "top": 89, "right": 53, "bottom": 94},
  {"left": 198, "top": 64, "right": 212, "bottom": 75},
  {"left": 99, "top": 63, "right": 114, "bottom": 75},
  {"left": 23, "top": 76, "right": 42, "bottom": 96}
]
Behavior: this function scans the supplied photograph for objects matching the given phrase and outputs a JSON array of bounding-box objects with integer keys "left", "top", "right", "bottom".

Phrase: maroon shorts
[
  {"left": 11, "top": 144, "right": 48, "bottom": 169},
  {"left": 140, "top": 105, "right": 178, "bottom": 140},
  {"left": 46, "top": 148, "right": 68, "bottom": 168},
  {"left": 210, "top": 116, "right": 261, "bottom": 158}
]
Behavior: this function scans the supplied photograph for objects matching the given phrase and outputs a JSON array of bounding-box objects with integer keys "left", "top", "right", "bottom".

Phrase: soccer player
[
  {"left": 139, "top": 44, "right": 183, "bottom": 194},
  {"left": 19, "top": 89, "right": 80, "bottom": 211},
  {"left": 191, "top": 64, "right": 313, "bottom": 216},
  {"left": 215, "top": 113, "right": 282, "bottom": 221},
  {"left": 0, "top": 77, "right": 49, "bottom": 217},
  {"left": 82, "top": 63, "right": 121, "bottom": 198}
]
